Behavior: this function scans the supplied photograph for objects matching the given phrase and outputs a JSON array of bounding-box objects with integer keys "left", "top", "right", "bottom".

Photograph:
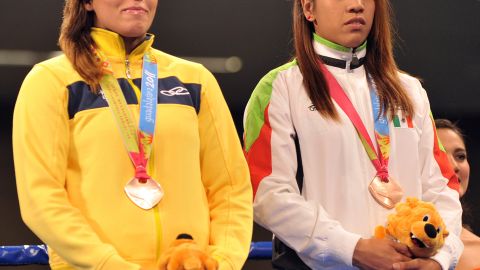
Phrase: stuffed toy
[
  {"left": 159, "top": 234, "right": 218, "bottom": 270},
  {"left": 374, "top": 197, "right": 449, "bottom": 258}
]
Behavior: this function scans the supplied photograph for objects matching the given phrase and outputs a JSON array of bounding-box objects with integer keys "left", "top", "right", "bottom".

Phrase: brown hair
[
  {"left": 293, "top": 0, "right": 414, "bottom": 120},
  {"left": 435, "top": 119, "right": 465, "bottom": 143},
  {"left": 59, "top": 0, "right": 102, "bottom": 90}
]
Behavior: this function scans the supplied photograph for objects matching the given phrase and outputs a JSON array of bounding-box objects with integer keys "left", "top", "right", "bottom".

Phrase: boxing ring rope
[
  {"left": 0, "top": 242, "right": 272, "bottom": 265},
  {"left": 0, "top": 245, "right": 48, "bottom": 266}
]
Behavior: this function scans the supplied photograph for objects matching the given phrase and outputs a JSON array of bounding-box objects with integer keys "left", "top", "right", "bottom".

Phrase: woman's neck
[
  {"left": 313, "top": 33, "right": 366, "bottom": 52},
  {"left": 123, "top": 35, "right": 146, "bottom": 54}
]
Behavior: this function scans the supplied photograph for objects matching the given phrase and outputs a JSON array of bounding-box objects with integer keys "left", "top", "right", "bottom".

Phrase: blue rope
[
  {"left": 0, "top": 242, "right": 272, "bottom": 265},
  {"left": 0, "top": 245, "right": 48, "bottom": 265}
]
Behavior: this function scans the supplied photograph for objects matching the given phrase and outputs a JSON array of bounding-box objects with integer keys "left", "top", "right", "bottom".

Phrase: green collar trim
[{"left": 313, "top": 33, "right": 367, "bottom": 52}]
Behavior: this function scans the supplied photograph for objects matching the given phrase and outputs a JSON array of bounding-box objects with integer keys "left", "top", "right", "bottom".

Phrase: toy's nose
[{"left": 425, "top": 223, "right": 437, "bottom": 238}]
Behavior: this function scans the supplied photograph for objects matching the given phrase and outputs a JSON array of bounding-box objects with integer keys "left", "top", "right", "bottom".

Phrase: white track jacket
[{"left": 244, "top": 36, "right": 463, "bottom": 269}]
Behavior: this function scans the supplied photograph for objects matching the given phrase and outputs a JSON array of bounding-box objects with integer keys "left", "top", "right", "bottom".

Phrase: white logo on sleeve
[{"left": 160, "top": 86, "right": 190, "bottom": 96}]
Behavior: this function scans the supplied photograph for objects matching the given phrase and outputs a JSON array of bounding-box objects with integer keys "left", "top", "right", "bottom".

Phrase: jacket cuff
[
  {"left": 211, "top": 253, "right": 234, "bottom": 270},
  {"left": 332, "top": 230, "right": 362, "bottom": 266},
  {"left": 298, "top": 228, "right": 362, "bottom": 268},
  {"left": 431, "top": 249, "right": 458, "bottom": 270}
]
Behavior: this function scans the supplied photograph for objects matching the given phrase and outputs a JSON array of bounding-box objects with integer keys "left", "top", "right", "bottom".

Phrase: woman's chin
[{"left": 116, "top": 24, "right": 151, "bottom": 39}]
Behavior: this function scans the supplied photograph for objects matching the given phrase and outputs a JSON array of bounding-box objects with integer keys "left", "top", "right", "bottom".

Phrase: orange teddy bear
[
  {"left": 374, "top": 197, "right": 449, "bottom": 258},
  {"left": 159, "top": 234, "right": 218, "bottom": 270}
]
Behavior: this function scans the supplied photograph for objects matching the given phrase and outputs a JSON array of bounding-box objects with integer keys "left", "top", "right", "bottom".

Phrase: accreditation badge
[
  {"left": 368, "top": 175, "right": 403, "bottom": 209},
  {"left": 124, "top": 177, "right": 164, "bottom": 210}
]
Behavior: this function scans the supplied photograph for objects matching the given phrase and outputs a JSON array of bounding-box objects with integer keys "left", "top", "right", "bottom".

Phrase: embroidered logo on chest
[{"left": 160, "top": 86, "right": 190, "bottom": 97}]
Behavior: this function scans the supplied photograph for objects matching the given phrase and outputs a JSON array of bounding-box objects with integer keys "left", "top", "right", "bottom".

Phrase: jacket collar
[
  {"left": 312, "top": 33, "right": 367, "bottom": 62},
  {"left": 90, "top": 27, "right": 155, "bottom": 61}
]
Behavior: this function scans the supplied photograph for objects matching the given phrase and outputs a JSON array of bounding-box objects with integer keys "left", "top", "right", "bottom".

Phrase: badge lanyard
[
  {"left": 95, "top": 48, "right": 163, "bottom": 210},
  {"left": 317, "top": 61, "right": 403, "bottom": 208}
]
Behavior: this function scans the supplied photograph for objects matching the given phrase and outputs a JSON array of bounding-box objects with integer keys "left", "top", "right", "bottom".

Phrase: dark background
[{"left": 0, "top": 1, "right": 479, "bottom": 269}]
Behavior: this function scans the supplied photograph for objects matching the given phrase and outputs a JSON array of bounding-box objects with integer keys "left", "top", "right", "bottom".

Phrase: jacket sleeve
[
  {"left": 243, "top": 69, "right": 361, "bottom": 268},
  {"left": 13, "top": 64, "right": 141, "bottom": 270},
  {"left": 417, "top": 86, "right": 463, "bottom": 269},
  {"left": 197, "top": 67, "right": 253, "bottom": 270}
]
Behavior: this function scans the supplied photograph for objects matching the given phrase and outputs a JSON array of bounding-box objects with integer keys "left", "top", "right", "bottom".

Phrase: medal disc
[
  {"left": 368, "top": 175, "right": 403, "bottom": 209},
  {"left": 124, "top": 177, "right": 163, "bottom": 210}
]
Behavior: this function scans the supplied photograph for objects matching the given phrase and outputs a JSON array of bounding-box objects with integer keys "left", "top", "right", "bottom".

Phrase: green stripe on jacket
[{"left": 244, "top": 60, "right": 297, "bottom": 152}]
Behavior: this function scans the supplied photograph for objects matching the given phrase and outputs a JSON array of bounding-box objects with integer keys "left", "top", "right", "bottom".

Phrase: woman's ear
[
  {"left": 301, "top": 0, "right": 315, "bottom": 22},
  {"left": 84, "top": 0, "right": 94, "bottom": 11}
]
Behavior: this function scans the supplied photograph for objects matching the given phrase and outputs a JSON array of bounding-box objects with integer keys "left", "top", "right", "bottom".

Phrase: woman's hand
[
  {"left": 353, "top": 238, "right": 413, "bottom": 270},
  {"left": 392, "top": 258, "right": 441, "bottom": 270}
]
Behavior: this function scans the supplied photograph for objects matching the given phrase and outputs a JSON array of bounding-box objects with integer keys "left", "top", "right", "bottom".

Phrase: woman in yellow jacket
[{"left": 12, "top": 0, "right": 252, "bottom": 269}]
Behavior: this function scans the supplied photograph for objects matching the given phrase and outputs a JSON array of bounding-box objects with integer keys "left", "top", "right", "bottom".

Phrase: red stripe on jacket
[
  {"left": 431, "top": 118, "right": 460, "bottom": 192},
  {"left": 245, "top": 104, "right": 272, "bottom": 198}
]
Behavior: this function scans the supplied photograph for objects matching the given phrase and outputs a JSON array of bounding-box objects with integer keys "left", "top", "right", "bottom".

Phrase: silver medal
[{"left": 124, "top": 177, "right": 163, "bottom": 210}]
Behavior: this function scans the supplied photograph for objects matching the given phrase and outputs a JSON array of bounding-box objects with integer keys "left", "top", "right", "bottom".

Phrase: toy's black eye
[
  {"left": 423, "top": 215, "right": 429, "bottom": 222},
  {"left": 437, "top": 226, "right": 442, "bottom": 233}
]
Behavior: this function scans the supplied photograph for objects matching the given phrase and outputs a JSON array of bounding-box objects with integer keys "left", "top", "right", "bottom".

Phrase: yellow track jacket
[{"left": 13, "top": 28, "right": 252, "bottom": 270}]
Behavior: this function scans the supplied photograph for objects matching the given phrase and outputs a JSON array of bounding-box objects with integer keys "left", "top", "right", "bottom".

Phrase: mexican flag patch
[{"left": 393, "top": 112, "right": 413, "bottom": 128}]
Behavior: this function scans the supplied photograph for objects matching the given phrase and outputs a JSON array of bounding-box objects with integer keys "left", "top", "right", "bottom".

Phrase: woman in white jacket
[{"left": 243, "top": 0, "right": 463, "bottom": 269}]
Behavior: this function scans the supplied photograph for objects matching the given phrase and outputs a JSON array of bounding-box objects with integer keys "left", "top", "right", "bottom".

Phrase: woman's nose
[
  {"left": 448, "top": 154, "right": 460, "bottom": 174},
  {"left": 348, "top": 0, "right": 365, "bottom": 13}
]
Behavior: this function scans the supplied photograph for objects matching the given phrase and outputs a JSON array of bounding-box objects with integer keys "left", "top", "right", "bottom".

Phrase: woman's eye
[{"left": 455, "top": 153, "right": 466, "bottom": 161}]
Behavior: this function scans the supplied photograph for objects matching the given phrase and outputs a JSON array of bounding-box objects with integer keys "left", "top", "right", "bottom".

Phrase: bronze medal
[{"left": 368, "top": 175, "right": 403, "bottom": 209}]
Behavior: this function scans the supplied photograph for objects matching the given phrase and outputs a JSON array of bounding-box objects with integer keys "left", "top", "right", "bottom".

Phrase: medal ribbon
[
  {"left": 317, "top": 62, "right": 391, "bottom": 182},
  {"left": 96, "top": 49, "right": 158, "bottom": 183}
]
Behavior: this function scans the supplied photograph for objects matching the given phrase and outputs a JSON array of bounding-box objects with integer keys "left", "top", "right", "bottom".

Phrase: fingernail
[{"left": 392, "top": 263, "right": 400, "bottom": 270}]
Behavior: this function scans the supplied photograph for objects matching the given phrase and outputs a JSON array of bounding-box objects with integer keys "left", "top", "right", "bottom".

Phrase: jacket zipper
[
  {"left": 351, "top": 48, "right": 359, "bottom": 67},
  {"left": 125, "top": 58, "right": 132, "bottom": 79},
  {"left": 347, "top": 47, "right": 360, "bottom": 73}
]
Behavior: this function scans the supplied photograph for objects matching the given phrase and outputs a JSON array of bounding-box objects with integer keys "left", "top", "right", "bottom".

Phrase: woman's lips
[
  {"left": 123, "top": 7, "right": 148, "bottom": 15},
  {"left": 345, "top": 17, "right": 366, "bottom": 26}
]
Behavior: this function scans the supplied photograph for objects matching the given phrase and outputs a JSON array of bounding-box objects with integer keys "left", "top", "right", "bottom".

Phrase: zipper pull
[
  {"left": 351, "top": 51, "right": 359, "bottom": 68},
  {"left": 125, "top": 59, "right": 132, "bottom": 79}
]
